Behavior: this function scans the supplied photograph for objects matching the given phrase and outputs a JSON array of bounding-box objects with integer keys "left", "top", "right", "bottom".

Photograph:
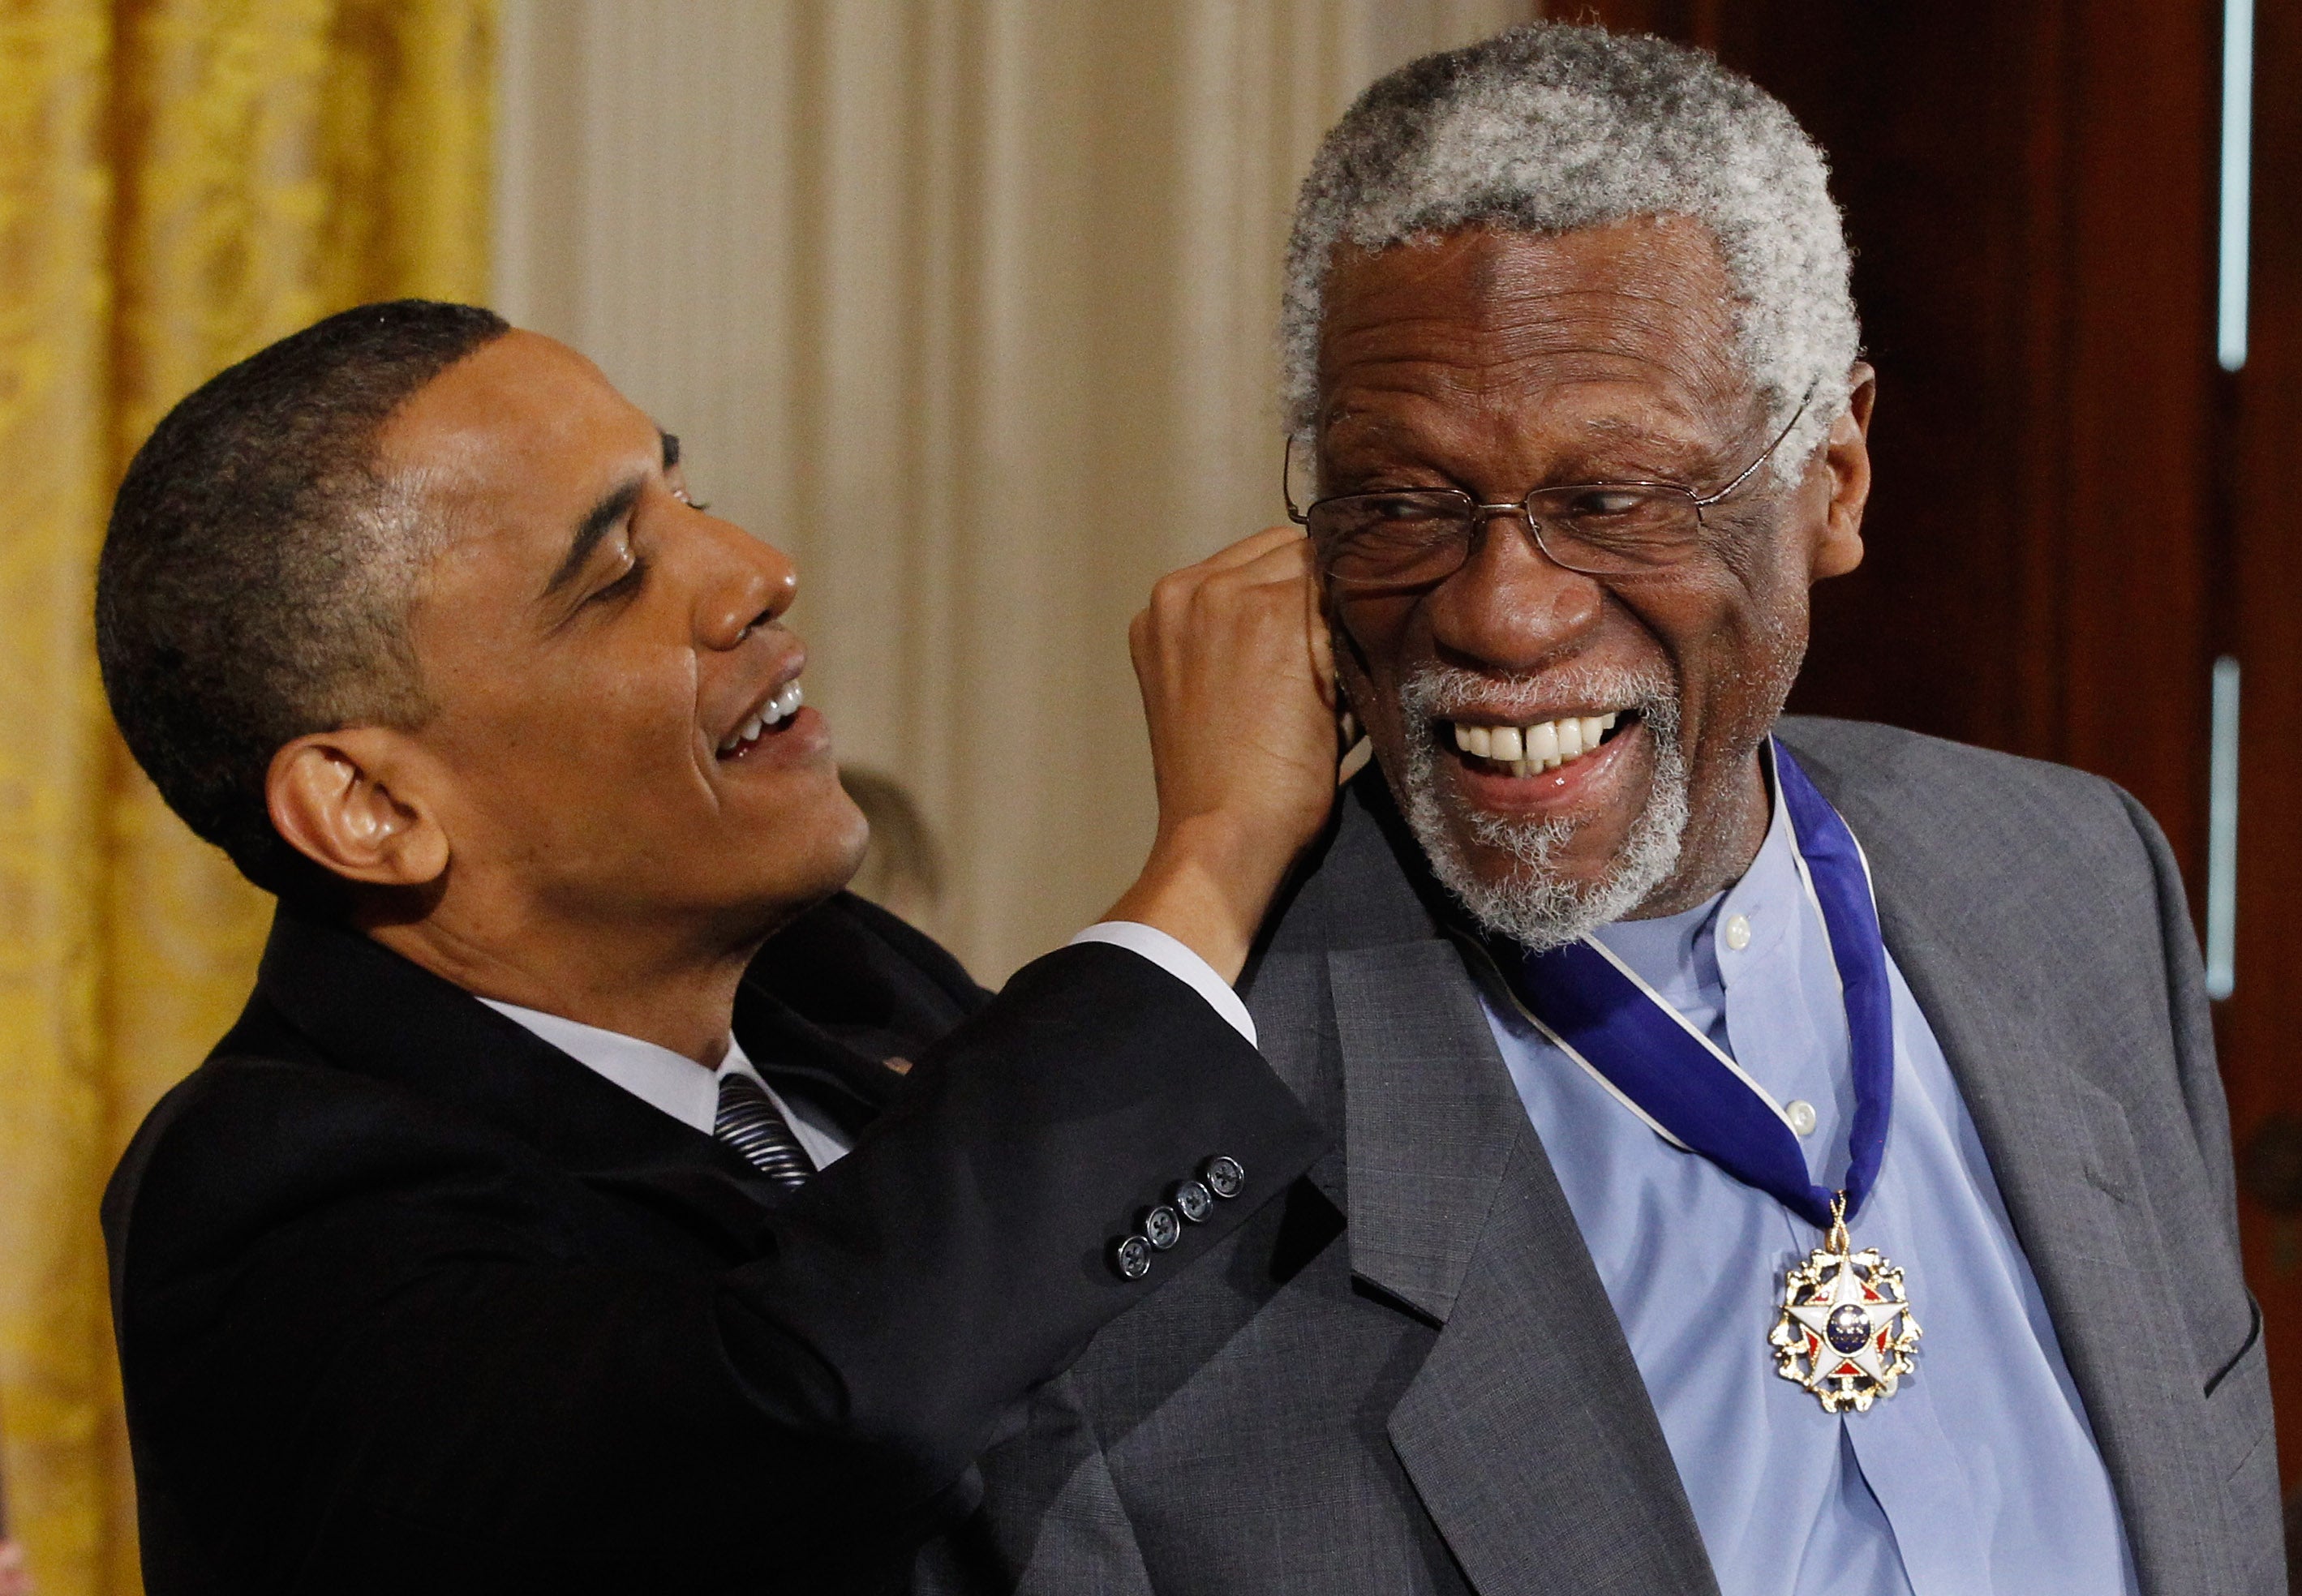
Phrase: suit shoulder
[
  {"left": 1775, "top": 715, "right": 2146, "bottom": 845},
  {"left": 106, "top": 1033, "right": 543, "bottom": 1289},
  {"left": 1776, "top": 715, "right": 2122, "bottom": 801}
]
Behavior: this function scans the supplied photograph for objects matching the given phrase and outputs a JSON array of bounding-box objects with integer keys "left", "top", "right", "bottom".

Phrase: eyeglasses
[{"left": 1284, "top": 390, "right": 1813, "bottom": 592}]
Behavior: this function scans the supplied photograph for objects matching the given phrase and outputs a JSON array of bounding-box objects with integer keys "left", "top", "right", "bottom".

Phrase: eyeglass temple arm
[{"left": 1693, "top": 386, "right": 1816, "bottom": 510}]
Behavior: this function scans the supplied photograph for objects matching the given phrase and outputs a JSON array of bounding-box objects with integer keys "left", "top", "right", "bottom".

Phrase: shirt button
[
  {"left": 1786, "top": 1099, "right": 1818, "bottom": 1136},
  {"left": 1724, "top": 914, "right": 1752, "bottom": 951}
]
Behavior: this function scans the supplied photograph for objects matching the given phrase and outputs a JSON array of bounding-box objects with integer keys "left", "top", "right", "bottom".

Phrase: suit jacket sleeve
[{"left": 110, "top": 941, "right": 1326, "bottom": 1594}]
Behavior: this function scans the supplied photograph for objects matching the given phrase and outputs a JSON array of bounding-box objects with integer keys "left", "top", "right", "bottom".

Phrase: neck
[
  {"left": 363, "top": 901, "right": 760, "bottom": 1066},
  {"left": 1626, "top": 746, "right": 1772, "bottom": 920}
]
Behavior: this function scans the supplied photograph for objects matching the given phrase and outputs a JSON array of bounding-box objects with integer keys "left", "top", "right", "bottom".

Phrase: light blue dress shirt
[{"left": 1480, "top": 779, "right": 2138, "bottom": 1595}]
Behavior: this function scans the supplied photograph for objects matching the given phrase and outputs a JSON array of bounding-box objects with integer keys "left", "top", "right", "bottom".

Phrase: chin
[
  {"left": 737, "top": 783, "right": 874, "bottom": 932},
  {"left": 1379, "top": 684, "right": 1694, "bottom": 953}
]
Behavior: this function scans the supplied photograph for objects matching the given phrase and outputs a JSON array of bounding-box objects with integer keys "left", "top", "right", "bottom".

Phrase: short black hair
[{"left": 96, "top": 298, "right": 510, "bottom": 903}]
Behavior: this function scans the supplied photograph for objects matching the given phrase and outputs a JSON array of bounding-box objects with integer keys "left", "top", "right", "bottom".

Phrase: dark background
[{"left": 1580, "top": 0, "right": 2302, "bottom": 1490}]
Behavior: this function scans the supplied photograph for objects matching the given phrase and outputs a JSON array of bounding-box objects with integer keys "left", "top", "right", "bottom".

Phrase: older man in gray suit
[{"left": 921, "top": 24, "right": 2280, "bottom": 1596}]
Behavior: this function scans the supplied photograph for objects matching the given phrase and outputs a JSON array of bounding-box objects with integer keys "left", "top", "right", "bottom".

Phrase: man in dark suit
[
  {"left": 928, "top": 24, "right": 2280, "bottom": 1596},
  {"left": 96, "top": 301, "right": 1340, "bottom": 1593}
]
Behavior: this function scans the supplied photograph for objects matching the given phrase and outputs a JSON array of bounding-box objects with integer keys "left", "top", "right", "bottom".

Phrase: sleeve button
[
  {"left": 1143, "top": 1205, "right": 1182, "bottom": 1249},
  {"left": 1171, "top": 1178, "right": 1214, "bottom": 1223},
  {"left": 1113, "top": 1234, "right": 1153, "bottom": 1280},
  {"left": 1202, "top": 1155, "right": 1246, "bottom": 1199}
]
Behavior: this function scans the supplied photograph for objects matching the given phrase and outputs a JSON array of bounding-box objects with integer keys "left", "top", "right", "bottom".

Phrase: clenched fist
[{"left": 1105, "top": 527, "right": 1344, "bottom": 982}]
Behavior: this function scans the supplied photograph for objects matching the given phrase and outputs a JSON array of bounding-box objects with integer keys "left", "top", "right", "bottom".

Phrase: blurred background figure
[
  {"left": 0, "top": 2, "right": 2296, "bottom": 1592},
  {"left": 840, "top": 767, "right": 950, "bottom": 943}
]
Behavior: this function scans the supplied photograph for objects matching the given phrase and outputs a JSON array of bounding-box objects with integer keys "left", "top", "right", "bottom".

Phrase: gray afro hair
[{"left": 1281, "top": 23, "right": 1859, "bottom": 467}]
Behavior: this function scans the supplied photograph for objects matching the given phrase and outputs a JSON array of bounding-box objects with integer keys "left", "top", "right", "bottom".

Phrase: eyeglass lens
[{"left": 1311, "top": 484, "right": 1706, "bottom": 587}]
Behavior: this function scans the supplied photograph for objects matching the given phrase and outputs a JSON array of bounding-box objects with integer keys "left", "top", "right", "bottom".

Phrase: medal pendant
[{"left": 1769, "top": 1195, "right": 1920, "bottom": 1413}]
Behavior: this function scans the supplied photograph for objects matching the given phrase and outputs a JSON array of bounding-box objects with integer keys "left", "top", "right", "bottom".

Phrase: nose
[
  {"left": 693, "top": 510, "right": 798, "bottom": 648},
  {"left": 1424, "top": 502, "right": 1604, "bottom": 672}
]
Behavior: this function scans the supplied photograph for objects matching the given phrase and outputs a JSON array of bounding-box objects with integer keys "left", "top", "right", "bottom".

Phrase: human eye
[
  {"left": 1558, "top": 485, "right": 1662, "bottom": 520},
  {"left": 1310, "top": 491, "right": 1463, "bottom": 559},
  {"left": 1373, "top": 491, "right": 1458, "bottom": 521},
  {"left": 587, "top": 540, "right": 648, "bottom": 605}
]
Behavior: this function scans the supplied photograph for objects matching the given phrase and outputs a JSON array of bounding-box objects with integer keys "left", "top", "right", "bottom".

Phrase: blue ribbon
[{"left": 1499, "top": 739, "right": 1894, "bottom": 1230}]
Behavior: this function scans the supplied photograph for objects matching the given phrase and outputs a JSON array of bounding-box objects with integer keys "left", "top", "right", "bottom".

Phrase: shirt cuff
[{"left": 1066, "top": 921, "right": 1258, "bottom": 1049}]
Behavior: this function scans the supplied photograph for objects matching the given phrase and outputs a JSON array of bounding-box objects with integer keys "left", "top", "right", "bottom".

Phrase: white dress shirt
[{"left": 482, "top": 921, "right": 1254, "bottom": 1168}]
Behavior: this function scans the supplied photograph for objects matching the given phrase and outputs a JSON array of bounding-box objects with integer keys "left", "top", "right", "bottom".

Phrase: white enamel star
[{"left": 1770, "top": 1216, "right": 1922, "bottom": 1414}]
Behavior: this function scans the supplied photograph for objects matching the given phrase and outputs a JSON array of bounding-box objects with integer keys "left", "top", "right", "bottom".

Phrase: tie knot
[{"left": 714, "top": 1069, "right": 814, "bottom": 1191}]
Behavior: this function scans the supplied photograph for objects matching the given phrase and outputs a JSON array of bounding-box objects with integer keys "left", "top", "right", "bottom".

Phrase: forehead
[
  {"left": 1316, "top": 218, "right": 1750, "bottom": 444},
  {"left": 376, "top": 329, "right": 656, "bottom": 527}
]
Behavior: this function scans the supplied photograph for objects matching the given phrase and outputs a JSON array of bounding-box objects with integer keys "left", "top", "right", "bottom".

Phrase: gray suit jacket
[{"left": 920, "top": 718, "right": 2281, "bottom": 1595}]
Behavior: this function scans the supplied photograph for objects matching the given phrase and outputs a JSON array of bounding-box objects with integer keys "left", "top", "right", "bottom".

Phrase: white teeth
[
  {"left": 1449, "top": 710, "right": 1628, "bottom": 776},
  {"left": 719, "top": 681, "right": 805, "bottom": 755},
  {"left": 1525, "top": 719, "right": 1559, "bottom": 766}
]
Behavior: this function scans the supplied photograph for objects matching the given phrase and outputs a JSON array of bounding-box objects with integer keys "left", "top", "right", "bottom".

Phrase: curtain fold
[{"left": 0, "top": 5, "right": 490, "bottom": 1590}]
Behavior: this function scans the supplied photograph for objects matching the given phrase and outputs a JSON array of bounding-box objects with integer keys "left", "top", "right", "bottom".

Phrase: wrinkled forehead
[{"left": 1314, "top": 218, "right": 1755, "bottom": 440}]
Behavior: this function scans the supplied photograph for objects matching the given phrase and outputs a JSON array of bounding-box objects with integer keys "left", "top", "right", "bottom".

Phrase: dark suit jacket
[
  {"left": 922, "top": 718, "right": 2283, "bottom": 1595},
  {"left": 103, "top": 891, "right": 1326, "bottom": 1595}
]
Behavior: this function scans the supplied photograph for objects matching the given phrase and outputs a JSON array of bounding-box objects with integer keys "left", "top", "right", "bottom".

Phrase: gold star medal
[{"left": 1770, "top": 1192, "right": 1920, "bottom": 1412}]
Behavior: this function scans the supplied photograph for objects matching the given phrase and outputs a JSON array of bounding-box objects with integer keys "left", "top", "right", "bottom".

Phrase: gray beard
[{"left": 1394, "top": 663, "right": 1692, "bottom": 952}]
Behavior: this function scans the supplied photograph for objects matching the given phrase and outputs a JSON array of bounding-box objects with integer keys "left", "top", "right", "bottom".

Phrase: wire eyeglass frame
[{"left": 1283, "top": 388, "right": 1816, "bottom": 591}]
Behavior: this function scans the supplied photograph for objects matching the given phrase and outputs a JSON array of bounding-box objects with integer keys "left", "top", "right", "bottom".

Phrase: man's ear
[
  {"left": 267, "top": 729, "right": 450, "bottom": 889},
  {"left": 1810, "top": 362, "right": 1875, "bottom": 581}
]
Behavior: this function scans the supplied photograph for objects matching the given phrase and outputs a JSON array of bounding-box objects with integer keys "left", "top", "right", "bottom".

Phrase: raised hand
[{"left": 1105, "top": 526, "right": 1342, "bottom": 983}]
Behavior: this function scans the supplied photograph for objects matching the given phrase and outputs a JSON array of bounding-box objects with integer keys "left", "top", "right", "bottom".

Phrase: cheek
[
  {"left": 1644, "top": 543, "right": 1814, "bottom": 740},
  {"left": 1331, "top": 595, "right": 1419, "bottom": 709},
  {"left": 441, "top": 665, "right": 703, "bottom": 833}
]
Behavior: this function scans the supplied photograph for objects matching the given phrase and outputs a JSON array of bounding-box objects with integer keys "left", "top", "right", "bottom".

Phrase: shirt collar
[
  {"left": 1588, "top": 752, "right": 1804, "bottom": 995},
  {"left": 475, "top": 998, "right": 758, "bottom": 1138},
  {"left": 1711, "top": 753, "right": 1804, "bottom": 984}
]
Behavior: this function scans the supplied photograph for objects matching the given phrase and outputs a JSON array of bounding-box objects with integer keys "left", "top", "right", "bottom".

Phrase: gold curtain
[{"left": 0, "top": 4, "right": 490, "bottom": 1591}]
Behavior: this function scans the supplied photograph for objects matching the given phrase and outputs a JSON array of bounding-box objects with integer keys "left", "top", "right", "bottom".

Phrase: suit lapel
[
  {"left": 1296, "top": 785, "right": 1716, "bottom": 1594},
  {"left": 1788, "top": 728, "right": 2224, "bottom": 1594},
  {"left": 1329, "top": 940, "right": 1519, "bottom": 1322}
]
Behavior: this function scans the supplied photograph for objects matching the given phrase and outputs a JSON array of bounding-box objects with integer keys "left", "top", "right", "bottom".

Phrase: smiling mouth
[
  {"left": 716, "top": 680, "right": 804, "bottom": 760},
  {"left": 1441, "top": 708, "right": 1636, "bottom": 779}
]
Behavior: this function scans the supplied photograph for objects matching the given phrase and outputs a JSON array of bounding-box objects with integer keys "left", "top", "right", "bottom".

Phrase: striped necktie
[{"left": 715, "top": 1070, "right": 815, "bottom": 1190}]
